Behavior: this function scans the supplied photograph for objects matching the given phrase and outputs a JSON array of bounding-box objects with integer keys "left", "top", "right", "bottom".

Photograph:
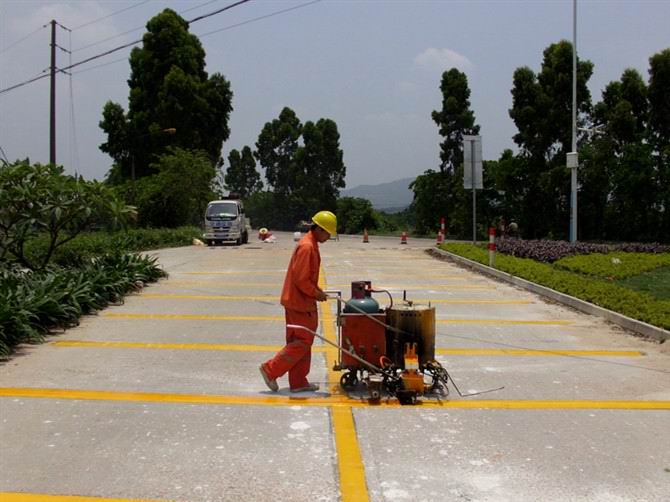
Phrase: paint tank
[{"left": 385, "top": 304, "right": 435, "bottom": 368}]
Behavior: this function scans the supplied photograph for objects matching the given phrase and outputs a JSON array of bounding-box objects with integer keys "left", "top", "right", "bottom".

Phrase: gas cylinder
[
  {"left": 343, "top": 281, "right": 380, "bottom": 314},
  {"left": 385, "top": 304, "right": 435, "bottom": 368}
]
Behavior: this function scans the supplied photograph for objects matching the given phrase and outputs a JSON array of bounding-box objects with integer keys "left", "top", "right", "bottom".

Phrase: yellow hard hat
[{"left": 312, "top": 210, "right": 337, "bottom": 236}]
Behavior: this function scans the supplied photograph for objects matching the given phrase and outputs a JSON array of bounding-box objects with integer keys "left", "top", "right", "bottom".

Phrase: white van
[{"left": 203, "top": 199, "right": 250, "bottom": 245}]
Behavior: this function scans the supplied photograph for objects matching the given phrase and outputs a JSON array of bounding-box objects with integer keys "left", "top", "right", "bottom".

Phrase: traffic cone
[
  {"left": 363, "top": 229, "right": 369, "bottom": 243},
  {"left": 400, "top": 231, "right": 407, "bottom": 244}
]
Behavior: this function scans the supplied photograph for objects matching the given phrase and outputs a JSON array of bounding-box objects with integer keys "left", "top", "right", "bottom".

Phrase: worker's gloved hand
[{"left": 315, "top": 290, "right": 328, "bottom": 302}]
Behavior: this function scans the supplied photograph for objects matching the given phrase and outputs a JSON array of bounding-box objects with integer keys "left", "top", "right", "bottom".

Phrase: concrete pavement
[{"left": 1, "top": 232, "right": 669, "bottom": 501}]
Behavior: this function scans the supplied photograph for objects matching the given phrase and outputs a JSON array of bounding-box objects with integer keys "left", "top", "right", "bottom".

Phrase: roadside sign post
[{"left": 463, "top": 135, "right": 483, "bottom": 244}]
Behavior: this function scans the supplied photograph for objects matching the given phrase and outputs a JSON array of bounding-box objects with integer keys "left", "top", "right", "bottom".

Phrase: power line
[
  {"left": 71, "top": 0, "right": 152, "bottom": 31},
  {"left": 188, "top": 0, "right": 251, "bottom": 24},
  {"left": 0, "top": 25, "right": 46, "bottom": 55},
  {"left": 181, "top": 0, "right": 225, "bottom": 15},
  {"left": 71, "top": 56, "right": 128, "bottom": 76},
  {"left": 72, "top": 0, "right": 225, "bottom": 53},
  {"left": 198, "top": 0, "right": 321, "bottom": 39},
  {"left": 73, "top": 0, "right": 322, "bottom": 68},
  {"left": 0, "top": 0, "right": 254, "bottom": 96}
]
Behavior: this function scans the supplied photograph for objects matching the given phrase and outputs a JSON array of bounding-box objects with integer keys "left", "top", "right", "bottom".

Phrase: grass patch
[
  {"left": 618, "top": 266, "right": 670, "bottom": 301},
  {"left": 555, "top": 252, "right": 670, "bottom": 280},
  {"left": 440, "top": 243, "right": 670, "bottom": 331}
]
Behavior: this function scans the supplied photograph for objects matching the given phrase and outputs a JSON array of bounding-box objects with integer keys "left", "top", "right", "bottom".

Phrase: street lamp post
[{"left": 568, "top": 0, "right": 578, "bottom": 243}]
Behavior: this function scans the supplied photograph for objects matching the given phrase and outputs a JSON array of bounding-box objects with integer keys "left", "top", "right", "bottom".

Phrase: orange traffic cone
[
  {"left": 363, "top": 229, "right": 369, "bottom": 243},
  {"left": 400, "top": 231, "right": 407, "bottom": 244}
]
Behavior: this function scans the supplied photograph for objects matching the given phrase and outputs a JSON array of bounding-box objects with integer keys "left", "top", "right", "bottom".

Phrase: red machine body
[{"left": 340, "top": 313, "right": 386, "bottom": 368}]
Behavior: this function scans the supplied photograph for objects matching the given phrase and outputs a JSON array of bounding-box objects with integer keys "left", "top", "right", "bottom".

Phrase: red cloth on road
[{"left": 262, "top": 309, "right": 318, "bottom": 389}]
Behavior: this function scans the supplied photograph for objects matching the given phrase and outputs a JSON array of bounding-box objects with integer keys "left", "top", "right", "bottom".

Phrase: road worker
[{"left": 259, "top": 210, "right": 337, "bottom": 393}]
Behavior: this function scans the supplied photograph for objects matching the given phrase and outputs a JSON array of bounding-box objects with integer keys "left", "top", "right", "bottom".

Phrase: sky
[{"left": 1, "top": 0, "right": 669, "bottom": 189}]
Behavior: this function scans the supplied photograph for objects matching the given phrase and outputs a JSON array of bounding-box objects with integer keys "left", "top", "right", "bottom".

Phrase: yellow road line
[
  {"left": 0, "top": 493, "right": 166, "bottom": 502},
  {"left": 177, "top": 271, "right": 284, "bottom": 275},
  {"left": 165, "top": 281, "right": 281, "bottom": 287},
  {"left": 140, "top": 294, "right": 278, "bottom": 301},
  {"left": 102, "top": 313, "right": 567, "bottom": 325},
  {"left": 437, "top": 319, "right": 573, "bottom": 325},
  {"left": 161, "top": 281, "right": 490, "bottom": 290},
  {"left": 436, "top": 348, "right": 643, "bottom": 357},
  {"left": 139, "top": 294, "right": 530, "bottom": 305},
  {"left": 2, "top": 387, "right": 669, "bottom": 410},
  {"left": 319, "top": 267, "right": 342, "bottom": 395},
  {"left": 332, "top": 407, "right": 370, "bottom": 502},
  {"left": 52, "top": 341, "right": 289, "bottom": 352},
  {"left": 427, "top": 299, "right": 532, "bottom": 304},
  {"left": 328, "top": 274, "right": 468, "bottom": 280},
  {"left": 101, "top": 313, "right": 284, "bottom": 321},
  {"left": 51, "top": 341, "right": 644, "bottom": 358}
]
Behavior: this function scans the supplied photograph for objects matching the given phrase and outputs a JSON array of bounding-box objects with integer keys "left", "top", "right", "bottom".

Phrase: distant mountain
[{"left": 341, "top": 177, "right": 414, "bottom": 212}]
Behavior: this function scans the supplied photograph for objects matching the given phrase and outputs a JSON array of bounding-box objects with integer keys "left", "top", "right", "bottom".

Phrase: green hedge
[
  {"left": 24, "top": 226, "right": 202, "bottom": 267},
  {"left": 555, "top": 252, "right": 670, "bottom": 280},
  {"left": 0, "top": 253, "right": 167, "bottom": 357},
  {"left": 439, "top": 243, "right": 670, "bottom": 330}
]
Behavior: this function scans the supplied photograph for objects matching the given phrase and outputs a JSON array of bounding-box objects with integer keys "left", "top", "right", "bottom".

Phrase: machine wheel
[
  {"left": 340, "top": 371, "right": 359, "bottom": 390},
  {"left": 206, "top": 240, "right": 213, "bottom": 246},
  {"left": 242, "top": 231, "right": 249, "bottom": 244}
]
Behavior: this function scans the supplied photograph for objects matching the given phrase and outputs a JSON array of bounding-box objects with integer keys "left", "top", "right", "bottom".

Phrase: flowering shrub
[{"left": 497, "top": 238, "right": 670, "bottom": 263}]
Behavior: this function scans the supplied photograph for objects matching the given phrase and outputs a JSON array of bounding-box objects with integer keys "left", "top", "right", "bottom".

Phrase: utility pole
[
  {"left": 568, "top": 0, "right": 578, "bottom": 243},
  {"left": 50, "top": 19, "right": 57, "bottom": 166}
]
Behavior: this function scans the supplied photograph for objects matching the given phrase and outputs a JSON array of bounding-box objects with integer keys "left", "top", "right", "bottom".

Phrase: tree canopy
[
  {"left": 225, "top": 146, "right": 262, "bottom": 199},
  {"left": 253, "top": 107, "right": 345, "bottom": 228},
  {"left": 99, "top": 8, "right": 233, "bottom": 183}
]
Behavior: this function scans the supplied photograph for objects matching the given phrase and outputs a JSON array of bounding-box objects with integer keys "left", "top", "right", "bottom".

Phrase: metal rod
[{"left": 472, "top": 139, "right": 476, "bottom": 244}]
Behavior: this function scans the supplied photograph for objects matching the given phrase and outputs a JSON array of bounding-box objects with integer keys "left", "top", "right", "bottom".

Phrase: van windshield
[{"left": 207, "top": 202, "right": 238, "bottom": 218}]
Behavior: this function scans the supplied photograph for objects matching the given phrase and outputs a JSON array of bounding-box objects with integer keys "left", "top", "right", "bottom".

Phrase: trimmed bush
[
  {"left": 440, "top": 243, "right": 670, "bottom": 330},
  {"left": 23, "top": 227, "right": 201, "bottom": 267}
]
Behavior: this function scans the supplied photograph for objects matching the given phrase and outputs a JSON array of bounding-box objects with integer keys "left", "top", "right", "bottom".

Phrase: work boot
[
  {"left": 290, "top": 383, "right": 319, "bottom": 393},
  {"left": 259, "top": 365, "right": 278, "bottom": 392}
]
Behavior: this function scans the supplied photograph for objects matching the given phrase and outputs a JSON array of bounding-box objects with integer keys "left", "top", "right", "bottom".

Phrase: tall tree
[
  {"left": 224, "top": 146, "right": 262, "bottom": 198},
  {"left": 507, "top": 40, "right": 593, "bottom": 238},
  {"left": 255, "top": 108, "right": 346, "bottom": 227},
  {"left": 99, "top": 9, "right": 233, "bottom": 183},
  {"left": 135, "top": 147, "right": 217, "bottom": 227},
  {"left": 583, "top": 68, "right": 656, "bottom": 240},
  {"left": 432, "top": 68, "right": 480, "bottom": 174},
  {"left": 255, "top": 107, "right": 302, "bottom": 199},
  {"left": 296, "top": 118, "right": 346, "bottom": 214},
  {"left": 411, "top": 68, "right": 480, "bottom": 237},
  {"left": 648, "top": 48, "right": 670, "bottom": 239}
]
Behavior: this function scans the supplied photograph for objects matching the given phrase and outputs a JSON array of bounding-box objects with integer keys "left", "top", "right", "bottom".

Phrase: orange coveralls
[{"left": 262, "top": 231, "right": 321, "bottom": 389}]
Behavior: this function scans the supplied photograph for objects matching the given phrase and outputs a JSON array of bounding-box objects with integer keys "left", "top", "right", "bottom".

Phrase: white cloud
[{"left": 414, "top": 48, "right": 473, "bottom": 72}]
